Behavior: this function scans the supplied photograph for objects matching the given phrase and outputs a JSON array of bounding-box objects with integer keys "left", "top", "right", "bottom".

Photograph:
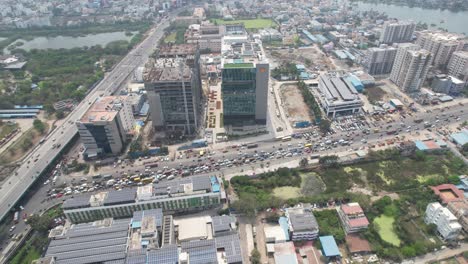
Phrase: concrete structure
[
  {"left": 390, "top": 43, "right": 432, "bottom": 93},
  {"left": 77, "top": 96, "right": 134, "bottom": 158},
  {"left": 63, "top": 176, "right": 222, "bottom": 223},
  {"left": 273, "top": 242, "right": 299, "bottom": 264},
  {"left": 431, "top": 74, "right": 465, "bottom": 95},
  {"left": 144, "top": 57, "right": 201, "bottom": 136},
  {"left": 448, "top": 51, "right": 468, "bottom": 83},
  {"left": 416, "top": 31, "right": 466, "bottom": 69},
  {"left": 221, "top": 39, "right": 269, "bottom": 132},
  {"left": 264, "top": 224, "right": 289, "bottom": 244},
  {"left": 337, "top": 203, "right": 369, "bottom": 234},
  {"left": 431, "top": 184, "right": 465, "bottom": 205},
  {"left": 185, "top": 25, "right": 224, "bottom": 53},
  {"left": 379, "top": 20, "right": 415, "bottom": 44},
  {"left": 425, "top": 202, "right": 462, "bottom": 240},
  {"left": 285, "top": 206, "right": 319, "bottom": 241},
  {"left": 317, "top": 72, "right": 363, "bottom": 118},
  {"left": 447, "top": 200, "right": 468, "bottom": 232},
  {"left": 364, "top": 44, "right": 397, "bottom": 75}
]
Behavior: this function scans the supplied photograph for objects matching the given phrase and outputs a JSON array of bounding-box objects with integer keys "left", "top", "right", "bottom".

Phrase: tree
[
  {"left": 251, "top": 249, "right": 261, "bottom": 264},
  {"left": 319, "top": 118, "right": 331, "bottom": 133},
  {"left": 401, "top": 246, "right": 416, "bottom": 257},
  {"left": 21, "top": 137, "right": 33, "bottom": 151},
  {"left": 462, "top": 143, "right": 468, "bottom": 154},
  {"left": 56, "top": 110, "right": 65, "bottom": 119},
  {"left": 33, "top": 119, "right": 46, "bottom": 134},
  {"left": 299, "top": 158, "right": 308, "bottom": 168},
  {"left": 232, "top": 193, "right": 258, "bottom": 217},
  {"left": 318, "top": 155, "right": 339, "bottom": 168},
  {"left": 28, "top": 214, "right": 52, "bottom": 234}
]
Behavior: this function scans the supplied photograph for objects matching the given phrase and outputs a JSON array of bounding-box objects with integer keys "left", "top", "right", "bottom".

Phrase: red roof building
[
  {"left": 431, "top": 184, "right": 464, "bottom": 204},
  {"left": 338, "top": 203, "right": 369, "bottom": 234}
]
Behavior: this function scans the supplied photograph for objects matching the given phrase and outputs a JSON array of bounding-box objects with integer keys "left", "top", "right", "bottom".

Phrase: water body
[
  {"left": 350, "top": 2, "right": 468, "bottom": 35},
  {"left": 3, "top": 31, "right": 134, "bottom": 53}
]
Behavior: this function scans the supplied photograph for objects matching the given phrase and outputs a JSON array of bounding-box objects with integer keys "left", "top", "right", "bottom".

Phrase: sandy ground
[{"left": 280, "top": 83, "right": 312, "bottom": 125}]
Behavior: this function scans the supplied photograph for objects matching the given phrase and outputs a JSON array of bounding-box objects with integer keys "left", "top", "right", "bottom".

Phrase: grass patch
[
  {"left": 211, "top": 18, "right": 277, "bottom": 29},
  {"left": 10, "top": 241, "right": 41, "bottom": 264},
  {"left": 273, "top": 172, "right": 325, "bottom": 199},
  {"left": 0, "top": 122, "right": 18, "bottom": 139},
  {"left": 273, "top": 186, "right": 301, "bottom": 200},
  {"left": 0, "top": 123, "right": 48, "bottom": 165},
  {"left": 164, "top": 32, "right": 176, "bottom": 43},
  {"left": 374, "top": 215, "right": 401, "bottom": 246}
]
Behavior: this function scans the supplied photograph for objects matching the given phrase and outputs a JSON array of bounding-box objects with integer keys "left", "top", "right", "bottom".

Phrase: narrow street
[{"left": 413, "top": 243, "right": 468, "bottom": 264}]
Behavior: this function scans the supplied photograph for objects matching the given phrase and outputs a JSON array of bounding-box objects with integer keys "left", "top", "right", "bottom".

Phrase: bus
[
  {"left": 304, "top": 143, "right": 312, "bottom": 148},
  {"left": 282, "top": 136, "right": 292, "bottom": 142},
  {"left": 92, "top": 174, "right": 102, "bottom": 180},
  {"left": 247, "top": 143, "right": 258, "bottom": 149},
  {"left": 13, "top": 211, "right": 19, "bottom": 224},
  {"left": 142, "top": 178, "right": 153, "bottom": 184},
  {"left": 103, "top": 174, "right": 113, "bottom": 180},
  {"left": 145, "top": 162, "right": 159, "bottom": 168},
  {"left": 133, "top": 177, "right": 141, "bottom": 182}
]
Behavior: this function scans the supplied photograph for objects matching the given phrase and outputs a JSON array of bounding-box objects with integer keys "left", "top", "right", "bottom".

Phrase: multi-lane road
[{"left": 0, "top": 17, "right": 172, "bottom": 222}]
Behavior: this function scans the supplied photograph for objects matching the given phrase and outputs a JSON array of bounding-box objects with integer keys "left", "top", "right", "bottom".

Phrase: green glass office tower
[{"left": 221, "top": 62, "right": 269, "bottom": 127}]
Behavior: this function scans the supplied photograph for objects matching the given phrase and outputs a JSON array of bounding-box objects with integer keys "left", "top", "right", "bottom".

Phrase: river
[
  {"left": 348, "top": 1, "right": 468, "bottom": 35},
  {"left": 3, "top": 31, "right": 135, "bottom": 54}
]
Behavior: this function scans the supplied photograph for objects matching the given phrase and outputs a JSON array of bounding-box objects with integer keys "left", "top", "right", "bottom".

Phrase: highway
[
  {"left": 0, "top": 17, "right": 172, "bottom": 222},
  {"left": 90, "top": 103, "right": 468, "bottom": 180}
]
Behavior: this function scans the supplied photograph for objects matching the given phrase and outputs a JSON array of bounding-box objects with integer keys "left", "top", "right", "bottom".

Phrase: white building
[
  {"left": 390, "top": 43, "right": 432, "bottom": 93},
  {"left": 416, "top": 31, "right": 466, "bottom": 68},
  {"left": 448, "top": 51, "right": 468, "bottom": 83},
  {"left": 379, "top": 20, "right": 415, "bottom": 44},
  {"left": 425, "top": 202, "right": 462, "bottom": 240},
  {"left": 431, "top": 74, "right": 465, "bottom": 95},
  {"left": 77, "top": 96, "right": 134, "bottom": 158},
  {"left": 317, "top": 72, "right": 363, "bottom": 118},
  {"left": 364, "top": 44, "right": 397, "bottom": 75}
]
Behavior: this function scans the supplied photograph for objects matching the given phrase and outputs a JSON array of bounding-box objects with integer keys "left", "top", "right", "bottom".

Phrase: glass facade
[
  {"left": 222, "top": 67, "right": 257, "bottom": 126},
  {"left": 84, "top": 124, "right": 112, "bottom": 153}
]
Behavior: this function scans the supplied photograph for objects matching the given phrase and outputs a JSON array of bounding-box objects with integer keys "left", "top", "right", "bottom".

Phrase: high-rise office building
[
  {"left": 221, "top": 40, "right": 269, "bottom": 130},
  {"left": 364, "top": 44, "right": 397, "bottom": 75},
  {"left": 416, "top": 31, "right": 466, "bottom": 68},
  {"left": 144, "top": 58, "right": 200, "bottom": 135},
  {"left": 390, "top": 43, "right": 432, "bottom": 93},
  {"left": 77, "top": 96, "right": 134, "bottom": 158},
  {"left": 448, "top": 51, "right": 468, "bottom": 83},
  {"left": 379, "top": 21, "right": 415, "bottom": 44},
  {"left": 144, "top": 44, "right": 201, "bottom": 136}
]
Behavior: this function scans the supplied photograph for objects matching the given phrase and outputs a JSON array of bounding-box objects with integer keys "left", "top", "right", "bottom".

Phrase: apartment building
[
  {"left": 337, "top": 203, "right": 370, "bottom": 234},
  {"left": 317, "top": 72, "right": 363, "bottom": 118},
  {"left": 416, "top": 31, "right": 466, "bottom": 68},
  {"left": 63, "top": 176, "right": 222, "bottom": 223},
  {"left": 390, "top": 43, "right": 432, "bottom": 93},
  {"left": 221, "top": 39, "right": 269, "bottom": 131},
  {"left": 364, "top": 44, "right": 397, "bottom": 75},
  {"left": 379, "top": 20, "right": 415, "bottom": 44},
  {"left": 425, "top": 202, "right": 462, "bottom": 240},
  {"left": 77, "top": 96, "right": 134, "bottom": 158},
  {"left": 448, "top": 51, "right": 468, "bottom": 83}
]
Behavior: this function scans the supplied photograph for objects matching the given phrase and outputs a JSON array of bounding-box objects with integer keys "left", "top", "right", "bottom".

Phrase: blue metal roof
[
  {"left": 451, "top": 131, "right": 468, "bottom": 146},
  {"left": 319, "top": 236, "right": 341, "bottom": 257},
  {"left": 415, "top": 140, "right": 428, "bottom": 151},
  {"left": 278, "top": 217, "right": 290, "bottom": 241},
  {"left": 210, "top": 176, "right": 220, "bottom": 193}
]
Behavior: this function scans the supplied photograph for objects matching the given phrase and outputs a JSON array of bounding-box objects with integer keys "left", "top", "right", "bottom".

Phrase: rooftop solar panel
[
  {"left": 216, "top": 234, "right": 243, "bottom": 264},
  {"left": 104, "top": 188, "right": 137, "bottom": 205},
  {"left": 47, "top": 237, "right": 128, "bottom": 254},
  {"left": 49, "top": 231, "right": 128, "bottom": 247},
  {"left": 55, "top": 252, "right": 126, "bottom": 264},
  {"left": 147, "top": 245, "right": 179, "bottom": 264}
]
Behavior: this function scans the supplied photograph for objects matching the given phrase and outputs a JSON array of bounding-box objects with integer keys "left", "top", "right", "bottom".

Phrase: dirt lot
[
  {"left": 271, "top": 46, "right": 335, "bottom": 71},
  {"left": 280, "top": 83, "right": 312, "bottom": 125}
]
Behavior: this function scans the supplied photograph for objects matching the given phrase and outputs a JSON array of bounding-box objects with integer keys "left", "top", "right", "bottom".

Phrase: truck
[
  {"left": 414, "top": 119, "right": 423, "bottom": 123},
  {"left": 144, "top": 162, "right": 159, "bottom": 168},
  {"left": 424, "top": 121, "right": 431, "bottom": 128}
]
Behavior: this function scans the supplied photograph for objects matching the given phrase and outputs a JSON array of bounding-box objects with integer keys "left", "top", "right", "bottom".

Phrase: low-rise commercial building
[
  {"left": 337, "top": 203, "right": 369, "bottom": 234},
  {"left": 285, "top": 206, "right": 319, "bottom": 241},
  {"left": 425, "top": 202, "right": 462, "bottom": 240},
  {"left": 77, "top": 96, "right": 134, "bottom": 158},
  {"left": 63, "top": 175, "right": 222, "bottom": 223},
  {"left": 317, "top": 72, "right": 363, "bottom": 118},
  {"left": 431, "top": 74, "right": 465, "bottom": 95}
]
